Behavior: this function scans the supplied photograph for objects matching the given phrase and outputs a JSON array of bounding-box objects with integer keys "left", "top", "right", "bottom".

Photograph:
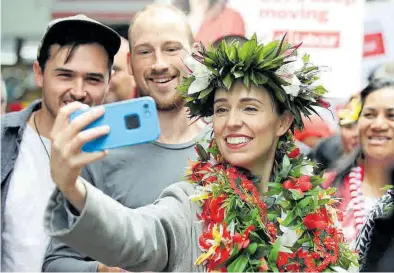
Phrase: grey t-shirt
[{"left": 42, "top": 126, "right": 212, "bottom": 272}]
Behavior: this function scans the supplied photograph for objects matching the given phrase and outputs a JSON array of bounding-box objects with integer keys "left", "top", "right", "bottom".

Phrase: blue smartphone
[{"left": 69, "top": 97, "right": 160, "bottom": 152}]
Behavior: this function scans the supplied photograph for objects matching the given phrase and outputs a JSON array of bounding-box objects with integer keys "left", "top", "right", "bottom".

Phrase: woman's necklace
[
  {"left": 33, "top": 112, "right": 50, "bottom": 159},
  {"left": 347, "top": 166, "right": 365, "bottom": 232}
]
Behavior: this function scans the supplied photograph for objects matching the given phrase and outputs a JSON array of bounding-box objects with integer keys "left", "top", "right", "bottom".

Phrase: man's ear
[
  {"left": 33, "top": 61, "right": 44, "bottom": 88},
  {"left": 127, "top": 52, "right": 134, "bottom": 76},
  {"left": 277, "top": 111, "right": 294, "bottom": 137}
]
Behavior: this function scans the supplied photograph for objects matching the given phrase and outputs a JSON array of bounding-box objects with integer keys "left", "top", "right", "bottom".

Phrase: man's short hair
[{"left": 128, "top": 3, "right": 194, "bottom": 51}]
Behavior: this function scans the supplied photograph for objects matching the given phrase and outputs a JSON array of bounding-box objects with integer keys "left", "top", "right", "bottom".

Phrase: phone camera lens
[{"left": 143, "top": 103, "right": 149, "bottom": 108}]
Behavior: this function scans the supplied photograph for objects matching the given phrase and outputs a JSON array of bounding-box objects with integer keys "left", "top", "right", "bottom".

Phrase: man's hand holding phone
[{"left": 49, "top": 102, "right": 110, "bottom": 211}]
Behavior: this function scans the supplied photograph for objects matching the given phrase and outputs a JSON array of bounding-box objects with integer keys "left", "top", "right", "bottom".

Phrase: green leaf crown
[{"left": 177, "top": 33, "right": 330, "bottom": 130}]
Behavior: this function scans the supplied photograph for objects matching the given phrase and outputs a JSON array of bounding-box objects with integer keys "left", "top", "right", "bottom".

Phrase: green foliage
[{"left": 178, "top": 33, "right": 330, "bottom": 129}]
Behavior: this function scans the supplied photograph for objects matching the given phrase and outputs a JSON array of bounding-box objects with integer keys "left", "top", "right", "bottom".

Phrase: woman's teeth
[
  {"left": 226, "top": 137, "right": 251, "bottom": 145},
  {"left": 153, "top": 77, "right": 173, "bottom": 83},
  {"left": 368, "top": 136, "right": 390, "bottom": 144},
  {"left": 369, "top": 136, "right": 389, "bottom": 141}
]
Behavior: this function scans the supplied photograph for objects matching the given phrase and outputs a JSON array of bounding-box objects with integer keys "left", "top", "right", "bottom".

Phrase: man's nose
[{"left": 151, "top": 52, "right": 169, "bottom": 73}]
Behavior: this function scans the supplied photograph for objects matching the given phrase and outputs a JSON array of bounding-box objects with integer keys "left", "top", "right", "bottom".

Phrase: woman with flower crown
[{"left": 44, "top": 34, "right": 358, "bottom": 272}]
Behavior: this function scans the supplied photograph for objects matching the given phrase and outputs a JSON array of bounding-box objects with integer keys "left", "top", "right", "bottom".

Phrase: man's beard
[{"left": 137, "top": 87, "right": 185, "bottom": 111}]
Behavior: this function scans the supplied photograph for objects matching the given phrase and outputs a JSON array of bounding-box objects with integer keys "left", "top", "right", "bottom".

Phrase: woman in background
[
  {"left": 332, "top": 79, "right": 394, "bottom": 244},
  {"left": 173, "top": 0, "right": 245, "bottom": 46}
]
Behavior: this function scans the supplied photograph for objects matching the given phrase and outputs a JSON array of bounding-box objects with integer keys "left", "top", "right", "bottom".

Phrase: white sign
[
  {"left": 361, "top": 1, "right": 394, "bottom": 87},
  {"left": 228, "top": 0, "right": 365, "bottom": 99}
]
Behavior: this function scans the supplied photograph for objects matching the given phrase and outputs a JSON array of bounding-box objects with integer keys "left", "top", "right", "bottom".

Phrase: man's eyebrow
[
  {"left": 134, "top": 43, "right": 151, "bottom": 49},
  {"left": 55, "top": 68, "right": 105, "bottom": 79},
  {"left": 54, "top": 68, "right": 74, "bottom": 73},
  {"left": 86, "top": 73, "right": 105, "bottom": 79}
]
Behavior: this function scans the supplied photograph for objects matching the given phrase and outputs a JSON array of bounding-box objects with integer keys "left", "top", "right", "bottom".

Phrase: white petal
[
  {"left": 282, "top": 84, "right": 301, "bottom": 97},
  {"left": 279, "top": 224, "right": 289, "bottom": 233},
  {"left": 280, "top": 229, "right": 300, "bottom": 247},
  {"left": 183, "top": 55, "right": 201, "bottom": 74},
  {"left": 188, "top": 78, "right": 211, "bottom": 95},
  {"left": 300, "top": 165, "right": 314, "bottom": 176},
  {"left": 331, "top": 266, "right": 350, "bottom": 273},
  {"left": 290, "top": 75, "right": 302, "bottom": 86}
]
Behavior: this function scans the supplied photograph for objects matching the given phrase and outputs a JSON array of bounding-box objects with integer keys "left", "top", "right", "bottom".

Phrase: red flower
[
  {"left": 199, "top": 232, "right": 213, "bottom": 250},
  {"left": 241, "top": 180, "right": 255, "bottom": 191},
  {"left": 286, "top": 263, "right": 301, "bottom": 272},
  {"left": 303, "top": 208, "right": 330, "bottom": 230},
  {"left": 205, "top": 176, "right": 218, "bottom": 183},
  {"left": 267, "top": 222, "right": 277, "bottom": 237},
  {"left": 191, "top": 161, "right": 211, "bottom": 182},
  {"left": 296, "top": 249, "right": 315, "bottom": 269},
  {"left": 297, "top": 175, "right": 313, "bottom": 191},
  {"left": 318, "top": 98, "right": 331, "bottom": 109},
  {"left": 282, "top": 175, "right": 312, "bottom": 192},
  {"left": 311, "top": 252, "right": 321, "bottom": 260},
  {"left": 200, "top": 195, "right": 227, "bottom": 223},
  {"left": 208, "top": 246, "right": 231, "bottom": 269},
  {"left": 288, "top": 147, "right": 301, "bottom": 158},
  {"left": 277, "top": 252, "right": 291, "bottom": 268},
  {"left": 282, "top": 180, "right": 295, "bottom": 189},
  {"left": 233, "top": 225, "right": 255, "bottom": 249}
]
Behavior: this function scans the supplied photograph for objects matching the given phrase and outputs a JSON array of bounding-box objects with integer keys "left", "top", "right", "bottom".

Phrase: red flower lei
[{"left": 187, "top": 138, "right": 358, "bottom": 272}]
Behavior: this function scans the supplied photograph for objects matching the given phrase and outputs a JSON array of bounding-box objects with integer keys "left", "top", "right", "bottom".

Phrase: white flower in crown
[
  {"left": 275, "top": 57, "right": 304, "bottom": 97},
  {"left": 300, "top": 164, "right": 314, "bottom": 176},
  {"left": 183, "top": 55, "right": 213, "bottom": 95}
]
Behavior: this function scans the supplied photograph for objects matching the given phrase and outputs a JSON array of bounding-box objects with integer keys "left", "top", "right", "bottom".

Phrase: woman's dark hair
[{"left": 360, "top": 78, "right": 394, "bottom": 108}]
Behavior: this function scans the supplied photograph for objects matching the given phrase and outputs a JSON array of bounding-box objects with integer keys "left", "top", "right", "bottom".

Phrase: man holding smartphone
[
  {"left": 0, "top": 15, "right": 121, "bottom": 272},
  {"left": 42, "top": 3, "right": 209, "bottom": 272}
]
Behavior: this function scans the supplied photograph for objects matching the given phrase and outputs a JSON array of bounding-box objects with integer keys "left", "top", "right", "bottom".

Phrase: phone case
[{"left": 69, "top": 97, "right": 160, "bottom": 152}]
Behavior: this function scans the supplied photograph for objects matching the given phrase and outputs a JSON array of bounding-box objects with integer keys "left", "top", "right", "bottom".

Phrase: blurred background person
[
  {"left": 309, "top": 94, "right": 361, "bottom": 173},
  {"left": 331, "top": 79, "right": 394, "bottom": 244},
  {"left": 173, "top": 0, "right": 245, "bottom": 46},
  {"left": 337, "top": 95, "right": 362, "bottom": 156},
  {"left": 294, "top": 114, "right": 335, "bottom": 149},
  {"left": 104, "top": 36, "right": 137, "bottom": 104}
]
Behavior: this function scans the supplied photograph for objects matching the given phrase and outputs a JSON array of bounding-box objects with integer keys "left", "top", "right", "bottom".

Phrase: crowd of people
[{"left": 1, "top": 2, "right": 394, "bottom": 272}]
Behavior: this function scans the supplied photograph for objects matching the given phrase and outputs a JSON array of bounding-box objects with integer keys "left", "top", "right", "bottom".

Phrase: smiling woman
[
  {"left": 45, "top": 34, "right": 358, "bottom": 272},
  {"left": 213, "top": 82, "right": 293, "bottom": 181},
  {"left": 331, "top": 79, "right": 394, "bottom": 246},
  {"left": 349, "top": 79, "right": 394, "bottom": 269}
]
